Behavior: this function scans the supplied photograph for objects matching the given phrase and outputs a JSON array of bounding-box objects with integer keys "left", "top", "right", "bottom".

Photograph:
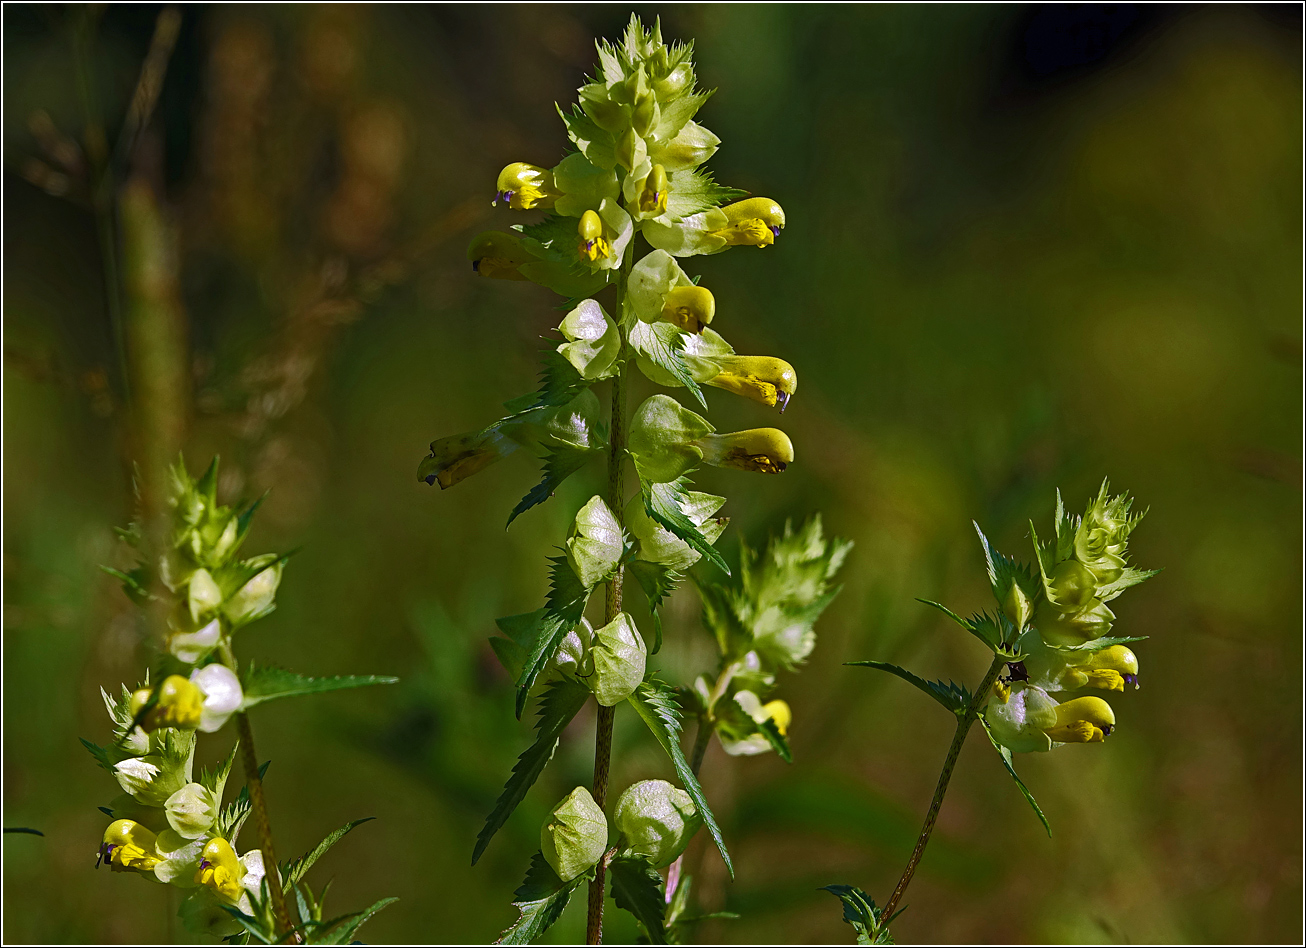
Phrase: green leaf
[
  {"left": 665, "top": 167, "right": 746, "bottom": 219},
  {"left": 315, "top": 897, "right": 399, "bottom": 945},
  {"left": 1047, "top": 634, "right": 1148, "bottom": 654},
  {"left": 1096, "top": 567, "right": 1161, "bottom": 602},
  {"left": 80, "top": 737, "right": 115, "bottom": 774},
  {"left": 630, "top": 321, "right": 707, "bottom": 410},
  {"left": 845, "top": 660, "right": 972, "bottom": 717},
  {"left": 239, "top": 664, "right": 398, "bottom": 709},
  {"left": 198, "top": 741, "right": 239, "bottom": 804},
  {"left": 282, "top": 817, "right": 376, "bottom": 887},
  {"left": 472, "top": 677, "right": 592, "bottom": 865},
  {"left": 100, "top": 565, "right": 153, "bottom": 605},
  {"left": 507, "top": 444, "right": 600, "bottom": 527},
  {"left": 628, "top": 678, "right": 733, "bottom": 878},
  {"left": 641, "top": 478, "right": 729, "bottom": 576},
  {"left": 979, "top": 719, "right": 1051, "bottom": 837},
  {"left": 822, "top": 884, "right": 895, "bottom": 944},
  {"left": 511, "top": 555, "right": 594, "bottom": 718},
  {"left": 757, "top": 717, "right": 793, "bottom": 763},
  {"left": 973, "top": 522, "right": 1043, "bottom": 634},
  {"left": 627, "top": 560, "right": 683, "bottom": 654},
  {"left": 215, "top": 759, "right": 270, "bottom": 842},
  {"left": 496, "top": 851, "right": 585, "bottom": 945},
  {"left": 917, "top": 598, "right": 1008, "bottom": 652},
  {"left": 609, "top": 854, "right": 668, "bottom": 944}
]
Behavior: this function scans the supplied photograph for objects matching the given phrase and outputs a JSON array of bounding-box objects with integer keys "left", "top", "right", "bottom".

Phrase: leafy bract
[
  {"left": 609, "top": 854, "right": 668, "bottom": 944},
  {"left": 979, "top": 719, "right": 1051, "bottom": 837},
  {"left": 239, "top": 665, "right": 398, "bottom": 709},
  {"left": 846, "top": 661, "right": 972, "bottom": 717},
  {"left": 640, "top": 477, "right": 729, "bottom": 575},
  {"left": 283, "top": 817, "right": 376, "bottom": 887},
  {"left": 496, "top": 851, "right": 586, "bottom": 945},
  {"left": 822, "top": 884, "right": 897, "bottom": 945}
]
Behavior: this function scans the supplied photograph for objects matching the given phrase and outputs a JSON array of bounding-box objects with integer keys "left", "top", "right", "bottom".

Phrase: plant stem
[
  {"left": 586, "top": 259, "right": 633, "bottom": 946},
  {"left": 234, "top": 711, "right": 298, "bottom": 939},
  {"left": 689, "top": 715, "right": 712, "bottom": 776},
  {"left": 880, "top": 653, "right": 1007, "bottom": 923}
]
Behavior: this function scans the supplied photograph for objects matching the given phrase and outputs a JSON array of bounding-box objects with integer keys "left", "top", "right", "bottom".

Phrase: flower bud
[
  {"left": 165, "top": 783, "right": 217, "bottom": 839},
  {"left": 114, "top": 753, "right": 191, "bottom": 807},
  {"left": 566, "top": 496, "right": 624, "bottom": 588},
  {"left": 1002, "top": 582, "right": 1034, "bottom": 631},
  {"left": 223, "top": 556, "right": 282, "bottom": 627},
  {"left": 549, "top": 619, "right": 595, "bottom": 681},
  {"left": 652, "top": 63, "right": 694, "bottom": 100},
  {"left": 169, "top": 618, "right": 221, "bottom": 665},
  {"left": 190, "top": 664, "right": 243, "bottom": 733},
  {"left": 660, "top": 285, "right": 715, "bottom": 333},
  {"left": 591, "top": 613, "right": 647, "bottom": 706},
  {"left": 541, "top": 787, "right": 609, "bottom": 882},
  {"left": 693, "top": 428, "right": 794, "bottom": 474},
  {"left": 494, "top": 162, "right": 559, "bottom": 210},
  {"left": 468, "top": 231, "right": 533, "bottom": 281},
  {"left": 1047, "top": 560, "right": 1098, "bottom": 612},
  {"left": 133, "top": 674, "right": 205, "bottom": 731},
  {"left": 98, "top": 819, "right": 163, "bottom": 872},
  {"left": 632, "top": 92, "right": 659, "bottom": 138},
  {"left": 195, "top": 837, "right": 246, "bottom": 902},
  {"left": 704, "top": 356, "right": 798, "bottom": 411},
  {"left": 188, "top": 569, "right": 222, "bottom": 624},
  {"left": 1045, "top": 695, "right": 1115, "bottom": 744},
  {"left": 614, "top": 779, "right": 700, "bottom": 867},
  {"left": 557, "top": 299, "right": 620, "bottom": 380}
]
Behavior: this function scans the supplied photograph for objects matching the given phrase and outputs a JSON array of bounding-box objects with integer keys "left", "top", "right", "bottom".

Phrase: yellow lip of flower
[
  {"left": 493, "top": 162, "right": 559, "bottom": 210},
  {"left": 705, "top": 356, "right": 797, "bottom": 411},
  {"left": 660, "top": 285, "right": 715, "bottom": 333},
  {"left": 711, "top": 198, "right": 786, "bottom": 247},
  {"left": 695, "top": 428, "right": 795, "bottom": 474},
  {"left": 131, "top": 675, "right": 205, "bottom": 731},
  {"left": 577, "top": 210, "right": 612, "bottom": 263},
  {"left": 762, "top": 699, "right": 792, "bottom": 735},
  {"left": 992, "top": 680, "right": 1012, "bottom": 703},
  {"left": 468, "top": 231, "right": 533, "bottom": 281},
  {"left": 637, "top": 164, "right": 669, "bottom": 215},
  {"left": 1045, "top": 695, "right": 1116, "bottom": 743},
  {"left": 195, "top": 836, "right": 247, "bottom": 902},
  {"left": 98, "top": 819, "right": 162, "bottom": 872}
]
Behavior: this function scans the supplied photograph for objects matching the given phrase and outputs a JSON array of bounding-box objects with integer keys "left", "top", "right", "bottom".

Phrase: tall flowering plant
[{"left": 421, "top": 17, "right": 848, "bottom": 944}]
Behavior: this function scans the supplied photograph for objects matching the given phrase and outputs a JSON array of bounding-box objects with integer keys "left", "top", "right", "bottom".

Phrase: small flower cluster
[
  {"left": 88, "top": 459, "right": 280, "bottom": 936},
  {"left": 88, "top": 457, "right": 397, "bottom": 941},
  {"left": 985, "top": 483, "right": 1155, "bottom": 754}
]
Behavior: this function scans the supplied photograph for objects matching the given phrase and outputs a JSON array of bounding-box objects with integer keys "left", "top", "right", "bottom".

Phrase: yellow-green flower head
[
  {"left": 704, "top": 356, "right": 798, "bottom": 411},
  {"left": 591, "top": 613, "right": 648, "bottom": 706},
  {"left": 223, "top": 555, "right": 283, "bottom": 629},
  {"left": 986, "top": 682, "right": 1117, "bottom": 751},
  {"left": 552, "top": 153, "right": 621, "bottom": 218},
  {"left": 642, "top": 197, "right": 786, "bottom": 257},
  {"left": 1046, "top": 560, "right": 1098, "bottom": 612},
  {"left": 1024, "top": 641, "right": 1139, "bottom": 694},
  {"left": 494, "top": 162, "right": 560, "bottom": 210},
  {"left": 541, "top": 787, "right": 609, "bottom": 882},
  {"left": 614, "top": 779, "right": 700, "bottom": 867},
  {"left": 195, "top": 837, "right": 245, "bottom": 902},
  {"left": 98, "top": 819, "right": 163, "bottom": 872},
  {"left": 693, "top": 427, "right": 794, "bottom": 474},
  {"left": 467, "top": 231, "right": 534, "bottom": 281},
  {"left": 131, "top": 675, "right": 205, "bottom": 732},
  {"left": 660, "top": 285, "right": 715, "bottom": 333}
]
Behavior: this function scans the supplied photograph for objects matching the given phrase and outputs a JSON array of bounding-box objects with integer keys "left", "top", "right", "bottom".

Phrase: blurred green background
[{"left": 4, "top": 3, "right": 1301, "bottom": 943}]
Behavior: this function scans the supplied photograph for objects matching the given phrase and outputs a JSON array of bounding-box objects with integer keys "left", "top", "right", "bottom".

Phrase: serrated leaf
[
  {"left": 627, "top": 560, "right": 682, "bottom": 654},
  {"left": 628, "top": 678, "right": 733, "bottom": 878},
  {"left": 511, "top": 555, "right": 594, "bottom": 718},
  {"left": 1047, "top": 634, "right": 1149, "bottom": 654},
  {"left": 973, "top": 522, "right": 1042, "bottom": 639},
  {"left": 845, "top": 661, "right": 972, "bottom": 716},
  {"left": 609, "top": 854, "right": 668, "bottom": 944},
  {"left": 665, "top": 167, "right": 746, "bottom": 219},
  {"left": 822, "top": 884, "right": 894, "bottom": 945},
  {"left": 1096, "top": 567, "right": 1161, "bottom": 602},
  {"left": 473, "top": 678, "right": 592, "bottom": 865},
  {"left": 198, "top": 741, "right": 239, "bottom": 804},
  {"left": 215, "top": 760, "right": 270, "bottom": 842},
  {"left": 100, "top": 565, "right": 153, "bottom": 605},
  {"left": 282, "top": 817, "right": 375, "bottom": 887},
  {"left": 315, "top": 897, "right": 399, "bottom": 945},
  {"left": 80, "top": 737, "right": 115, "bottom": 773},
  {"left": 979, "top": 719, "right": 1051, "bottom": 837},
  {"left": 239, "top": 664, "right": 398, "bottom": 709},
  {"left": 496, "top": 851, "right": 585, "bottom": 945},
  {"left": 629, "top": 321, "right": 707, "bottom": 409},
  {"left": 641, "top": 478, "right": 729, "bottom": 576},
  {"left": 507, "top": 444, "right": 600, "bottom": 527},
  {"left": 757, "top": 717, "right": 793, "bottom": 763}
]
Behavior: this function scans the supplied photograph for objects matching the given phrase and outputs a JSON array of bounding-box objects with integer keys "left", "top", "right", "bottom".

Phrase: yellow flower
[
  {"left": 636, "top": 164, "right": 669, "bottom": 215},
  {"left": 660, "top": 285, "right": 715, "bottom": 333},
  {"left": 710, "top": 198, "right": 786, "bottom": 248},
  {"left": 704, "top": 356, "right": 797, "bottom": 410},
  {"left": 98, "top": 819, "right": 163, "bottom": 872},
  {"left": 577, "top": 210, "right": 611, "bottom": 263},
  {"left": 467, "top": 231, "right": 533, "bottom": 281},
  {"left": 494, "top": 162, "right": 560, "bottom": 210},
  {"left": 195, "top": 837, "right": 246, "bottom": 902},
  {"left": 694, "top": 428, "right": 795, "bottom": 474},
  {"left": 762, "top": 699, "right": 792, "bottom": 735},
  {"left": 130, "top": 675, "right": 205, "bottom": 731},
  {"left": 1044, "top": 696, "right": 1115, "bottom": 744}
]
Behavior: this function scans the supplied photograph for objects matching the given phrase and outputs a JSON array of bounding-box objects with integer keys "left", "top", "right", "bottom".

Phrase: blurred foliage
[{"left": 3, "top": 3, "right": 1301, "bottom": 944}]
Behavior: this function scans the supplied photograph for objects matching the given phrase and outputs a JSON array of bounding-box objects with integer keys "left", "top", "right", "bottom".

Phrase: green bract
[
  {"left": 566, "top": 496, "right": 624, "bottom": 589},
  {"left": 541, "top": 787, "right": 609, "bottom": 882},
  {"left": 628, "top": 394, "right": 713, "bottom": 483},
  {"left": 614, "top": 779, "right": 700, "bottom": 867},
  {"left": 591, "top": 613, "right": 647, "bottom": 707},
  {"left": 557, "top": 300, "right": 621, "bottom": 381},
  {"left": 626, "top": 491, "right": 726, "bottom": 571}
]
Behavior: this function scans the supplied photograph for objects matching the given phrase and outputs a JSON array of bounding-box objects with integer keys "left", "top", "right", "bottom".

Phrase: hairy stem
[
  {"left": 880, "top": 653, "right": 1007, "bottom": 923},
  {"left": 235, "top": 711, "right": 298, "bottom": 938},
  {"left": 586, "top": 260, "right": 632, "bottom": 945}
]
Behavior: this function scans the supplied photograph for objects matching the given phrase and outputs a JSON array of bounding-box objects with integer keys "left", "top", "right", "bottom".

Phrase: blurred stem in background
[{"left": 74, "top": 4, "right": 298, "bottom": 938}]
